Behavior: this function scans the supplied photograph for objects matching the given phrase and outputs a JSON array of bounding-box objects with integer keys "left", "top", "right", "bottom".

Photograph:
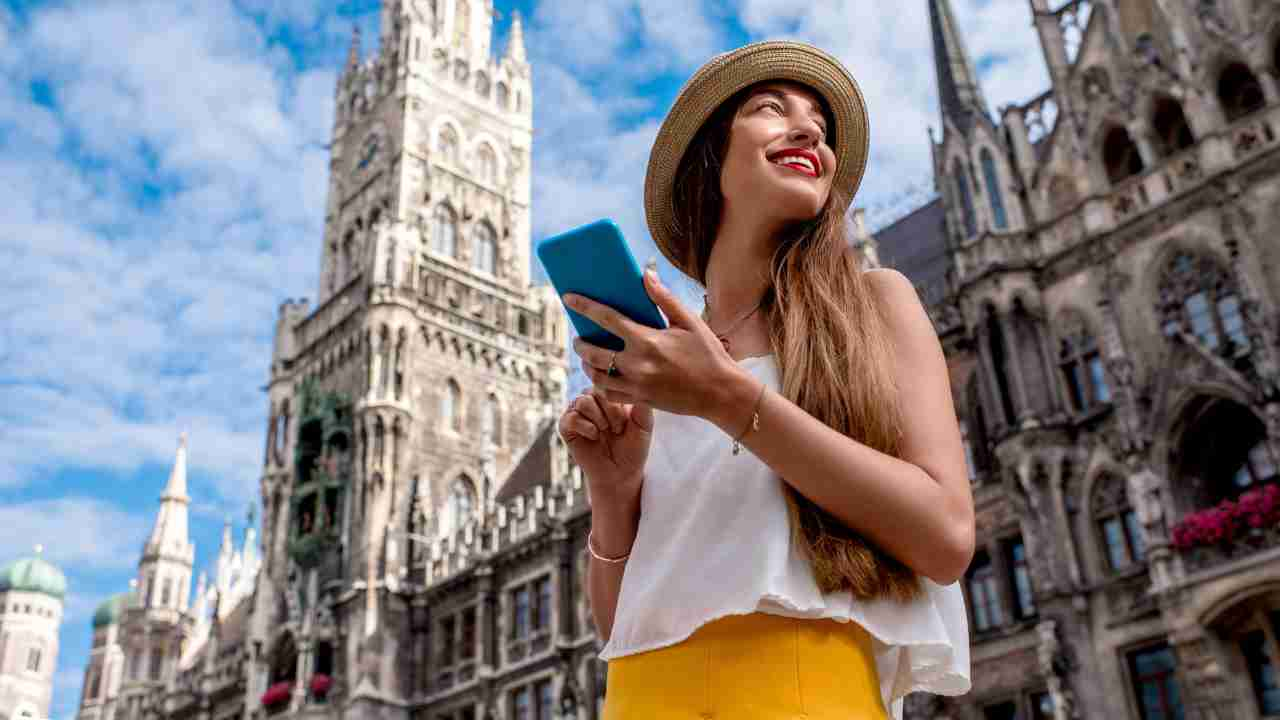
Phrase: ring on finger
[{"left": 607, "top": 351, "right": 621, "bottom": 377}]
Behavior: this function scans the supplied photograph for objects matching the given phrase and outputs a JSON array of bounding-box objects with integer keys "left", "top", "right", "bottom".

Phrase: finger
[
  {"left": 573, "top": 394, "right": 611, "bottom": 434},
  {"left": 629, "top": 402, "right": 655, "bottom": 433},
  {"left": 589, "top": 387, "right": 628, "bottom": 433},
  {"left": 643, "top": 268, "right": 698, "bottom": 329},
  {"left": 566, "top": 412, "right": 601, "bottom": 441},
  {"left": 584, "top": 364, "right": 632, "bottom": 395},
  {"left": 563, "top": 293, "right": 646, "bottom": 343}
]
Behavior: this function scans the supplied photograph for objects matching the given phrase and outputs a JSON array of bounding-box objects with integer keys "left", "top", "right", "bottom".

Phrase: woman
[{"left": 558, "top": 41, "right": 974, "bottom": 719}]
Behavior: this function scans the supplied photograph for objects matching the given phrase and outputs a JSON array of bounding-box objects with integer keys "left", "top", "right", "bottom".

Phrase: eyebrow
[{"left": 751, "top": 88, "right": 827, "bottom": 126}]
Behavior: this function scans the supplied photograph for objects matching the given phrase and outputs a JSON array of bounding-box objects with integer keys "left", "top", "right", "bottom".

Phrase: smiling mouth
[{"left": 768, "top": 152, "right": 820, "bottom": 178}]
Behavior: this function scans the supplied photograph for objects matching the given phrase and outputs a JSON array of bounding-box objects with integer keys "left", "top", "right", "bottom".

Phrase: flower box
[
  {"left": 261, "top": 681, "right": 292, "bottom": 708},
  {"left": 310, "top": 673, "right": 332, "bottom": 699},
  {"left": 1171, "top": 485, "right": 1280, "bottom": 552}
]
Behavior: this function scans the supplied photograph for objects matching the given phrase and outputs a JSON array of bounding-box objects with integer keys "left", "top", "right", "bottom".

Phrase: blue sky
[{"left": 0, "top": 0, "right": 1049, "bottom": 716}]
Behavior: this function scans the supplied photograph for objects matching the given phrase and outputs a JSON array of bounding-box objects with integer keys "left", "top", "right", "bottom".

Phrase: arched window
[
  {"left": 1103, "top": 126, "right": 1144, "bottom": 184},
  {"left": 432, "top": 204, "right": 458, "bottom": 258},
  {"left": 496, "top": 81, "right": 510, "bottom": 109},
  {"left": 980, "top": 149, "right": 1008, "bottom": 229},
  {"left": 1057, "top": 313, "right": 1110, "bottom": 412},
  {"left": 476, "top": 144, "right": 497, "bottom": 184},
  {"left": 984, "top": 306, "right": 1017, "bottom": 427},
  {"left": 442, "top": 379, "right": 462, "bottom": 432},
  {"left": 963, "top": 377, "right": 992, "bottom": 478},
  {"left": 966, "top": 549, "right": 1004, "bottom": 632},
  {"left": 448, "top": 476, "right": 476, "bottom": 533},
  {"left": 437, "top": 125, "right": 459, "bottom": 165},
  {"left": 1173, "top": 398, "right": 1272, "bottom": 508},
  {"left": 1157, "top": 251, "right": 1250, "bottom": 358},
  {"left": 1151, "top": 97, "right": 1195, "bottom": 156},
  {"left": 475, "top": 71, "right": 490, "bottom": 97},
  {"left": 483, "top": 393, "right": 500, "bottom": 447},
  {"left": 952, "top": 159, "right": 977, "bottom": 237},
  {"left": 1219, "top": 62, "right": 1265, "bottom": 123},
  {"left": 1092, "top": 472, "right": 1145, "bottom": 572},
  {"left": 472, "top": 222, "right": 497, "bottom": 274}
]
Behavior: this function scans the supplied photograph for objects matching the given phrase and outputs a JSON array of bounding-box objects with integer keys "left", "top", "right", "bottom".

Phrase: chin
[{"left": 770, "top": 190, "right": 826, "bottom": 223}]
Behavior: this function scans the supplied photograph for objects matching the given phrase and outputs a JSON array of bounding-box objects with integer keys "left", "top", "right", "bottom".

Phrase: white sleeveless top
[{"left": 597, "top": 355, "right": 971, "bottom": 719}]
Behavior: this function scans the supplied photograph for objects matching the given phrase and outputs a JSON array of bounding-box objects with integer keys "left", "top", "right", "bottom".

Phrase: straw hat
[{"left": 644, "top": 40, "right": 870, "bottom": 279}]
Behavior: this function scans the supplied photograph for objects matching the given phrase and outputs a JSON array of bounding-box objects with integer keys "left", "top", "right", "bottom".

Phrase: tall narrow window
[
  {"left": 460, "top": 606, "right": 477, "bottom": 660},
  {"left": 1058, "top": 314, "right": 1110, "bottom": 412},
  {"left": 1157, "top": 251, "right": 1250, "bottom": 358},
  {"left": 534, "top": 576, "right": 552, "bottom": 632},
  {"left": 985, "top": 308, "right": 1017, "bottom": 426},
  {"left": 442, "top": 380, "right": 462, "bottom": 432},
  {"left": 160, "top": 578, "right": 172, "bottom": 607},
  {"left": 980, "top": 149, "right": 1008, "bottom": 229},
  {"left": 496, "top": 82, "right": 510, "bottom": 109},
  {"left": 1093, "top": 472, "right": 1145, "bottom": 572},
  {"left": 432, "top": 204, "right": 458, "bottom": 258},
  {"left": 439, "top": 616, "right": 455, "bottom": 667},
  {"left": 967, "top": 550, "right": 1004, "bottom": 632},
  {"left": 437, "top": 126, "right": 459, "bottom": 166},
  {"left": 483, "top": 394, "right": 500, "bottom": 447},
  {"left": 1006, "top": 537, "right": 1036, "bottom": 619},
  {"left": 473, "top": 222, "right": 497, "bottom": 275},
  {"left": 25, "top": 647, "right": 40, "bottom": 673},
  {"left": 952, "top": 159, "right": 977, "bottom": 237},
  {"left": 512, "top": 586, "right": 531, "bottom": 639},
  {"left": 1128, "top": 644, "right": 1184, "bottom": 720},
  {"left": 448, "top": 476, "right": 475, "bottom": 534},
  {"left": 537, "top": 679, "right": 554, "bottom": 720},
  {"left": 88, "top": 668, "right": 101, "bottom": 699},
  {"left": 476, "top": 144, "right": 497, "bottom": 184}
]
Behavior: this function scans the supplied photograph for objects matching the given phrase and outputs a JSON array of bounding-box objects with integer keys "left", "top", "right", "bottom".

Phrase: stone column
[
  {"left": 293, "top": 637, "right": 313, "bottom": 709},
  {"left": 1047, "top": 453, "right": 1083, "bottom": 589},
  {"left": 1034, "top": 313, "right": 1069, "bottom": 417},
  {"left": 977, "top": 323, "right": 1011, "bottom": 432},
  {"left": 1000, "top": 313, "right": 1034, "bottom": 427}
]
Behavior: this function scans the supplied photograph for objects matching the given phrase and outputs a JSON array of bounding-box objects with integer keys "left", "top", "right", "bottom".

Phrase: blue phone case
[{"left": 535, "top": 219, "right": 668, "bottom": 352}]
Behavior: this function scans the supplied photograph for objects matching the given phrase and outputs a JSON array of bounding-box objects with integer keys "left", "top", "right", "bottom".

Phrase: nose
[{"left": 787, "top": 116, "right": 823, "bottom": 147}]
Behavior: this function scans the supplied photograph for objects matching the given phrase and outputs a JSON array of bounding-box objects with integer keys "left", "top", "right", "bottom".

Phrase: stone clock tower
[{"left": 246, "top": 0, "right": 569, "bottom": 715}]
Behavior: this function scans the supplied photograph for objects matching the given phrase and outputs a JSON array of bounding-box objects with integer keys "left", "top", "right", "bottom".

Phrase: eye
[{"left": 761, "top": 99, "right": 785, "bottom": 114}]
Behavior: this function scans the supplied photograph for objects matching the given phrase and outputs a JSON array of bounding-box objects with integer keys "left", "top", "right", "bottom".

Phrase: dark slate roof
[
  {"left": 495, "top": 420, "right": 554, "bottom": 504},
  {"left": 872, "top": 197, "right": 952, "bottom": 308}
]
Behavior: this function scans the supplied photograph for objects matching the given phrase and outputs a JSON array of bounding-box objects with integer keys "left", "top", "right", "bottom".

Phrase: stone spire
[
  {"left": 346, "top": 24, "right": 361, "bottom": 70},
  {"left": 241, "top": 504, "right": 259, "bottom": 576},
  {"left": 927, "top": 0, "right": 989, "bottom": 132},
  {"left": 215, "top": 517, "right": 234, "bottom": 596},
  {"left": 506, "top": 11, "right": 526, "bottom": 63},
  {"left": 147, "top": 434, "right": 191, "bottom": 556}
]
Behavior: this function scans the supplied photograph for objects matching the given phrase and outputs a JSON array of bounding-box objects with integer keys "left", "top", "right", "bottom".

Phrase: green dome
[
  {"left": 92, "top": 592, "right": 133, "bottom": 629},
  {"left": 0, "top": 555, "right": 67, "bottom": 601}
]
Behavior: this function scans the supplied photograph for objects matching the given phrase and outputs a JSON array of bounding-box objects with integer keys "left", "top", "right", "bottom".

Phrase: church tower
[
  {"left": 115, "top": 435, "right": 196, "bottom": 715},
  {"left": 252, "top": 0, "right": 568, "bottom": 714}
]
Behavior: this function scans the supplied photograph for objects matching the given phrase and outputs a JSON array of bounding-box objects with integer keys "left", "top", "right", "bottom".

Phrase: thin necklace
[{"left": 704, "top": 294, "right": 763, "bottom": 353}]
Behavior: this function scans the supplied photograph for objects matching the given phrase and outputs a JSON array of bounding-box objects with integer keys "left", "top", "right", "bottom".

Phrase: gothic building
[
  {"left": 76, "top": 435, "right": 262, "bottom": 720},
  {"left": 881, "top": 0, "right": 1280, "bottom": 718}
]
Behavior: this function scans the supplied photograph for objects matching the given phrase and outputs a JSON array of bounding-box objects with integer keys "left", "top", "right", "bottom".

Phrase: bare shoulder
[{"left": 861, "top": 267, "right": 940, "bottom": 355}]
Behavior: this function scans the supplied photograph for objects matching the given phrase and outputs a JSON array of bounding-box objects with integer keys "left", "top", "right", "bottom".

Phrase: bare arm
[
  {"left": 585, "top": 488, "right": 640, "bottom": 644},
  {"left": 706, "top": 268, "right": 976, "bottom": 584}
]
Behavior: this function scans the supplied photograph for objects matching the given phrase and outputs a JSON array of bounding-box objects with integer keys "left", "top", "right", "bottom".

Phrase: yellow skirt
[{"left": 603, "top": 612, "right": 888, "bottom": 719}]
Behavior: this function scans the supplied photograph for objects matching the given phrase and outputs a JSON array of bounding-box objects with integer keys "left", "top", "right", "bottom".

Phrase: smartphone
[{"left": 535, "top": 219, "right": 668, "bottom": 352}]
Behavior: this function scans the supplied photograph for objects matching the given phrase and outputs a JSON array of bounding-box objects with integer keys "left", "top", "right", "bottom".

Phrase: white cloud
[{"left": 0, "top": 498, "right": 151, "bottom": 570}]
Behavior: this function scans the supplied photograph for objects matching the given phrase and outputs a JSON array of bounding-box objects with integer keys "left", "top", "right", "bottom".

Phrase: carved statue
[{"left": 1127, "top": 464, "right": 1166, "bottom": 536}]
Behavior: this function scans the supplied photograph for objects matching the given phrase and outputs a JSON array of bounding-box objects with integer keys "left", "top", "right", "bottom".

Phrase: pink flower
[
  {"left": 310, "top": 673, "right": 333, "bottom": 697},
  {"left": 261, "top": 681, "right": 292, "bottom": 707}
]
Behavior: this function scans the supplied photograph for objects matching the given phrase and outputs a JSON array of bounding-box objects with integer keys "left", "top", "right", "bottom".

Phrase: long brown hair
[{"left": 670, "top": 84, "right": 922, "bottom": 602}]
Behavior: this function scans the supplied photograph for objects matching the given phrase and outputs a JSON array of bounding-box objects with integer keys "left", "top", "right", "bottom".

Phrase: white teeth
[{"left": 773, "top": 155, "right": 815, "bottom": 173}]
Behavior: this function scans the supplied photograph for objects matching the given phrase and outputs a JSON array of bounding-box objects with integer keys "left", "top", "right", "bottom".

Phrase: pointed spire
[
  {"left": 346, "top": 24, "right": 362, "bottom": 70},
  {"left": 193, "top": 572, "right": 208, "bottom": 620},
  {"left": 147, "top": 434, "right": 192, "bottom": 558},
  {"left": 506, "top": 11, "right": 526, "bottom": 63},
  {"left": 927, "top": 0, "right": 989, "bottom": 131},
  {"left": 162, "top": 432, "right": 189, "bottom": 501}
]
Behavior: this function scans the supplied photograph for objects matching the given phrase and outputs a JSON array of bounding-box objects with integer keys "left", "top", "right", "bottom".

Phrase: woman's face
[{"left": 719, "top": 81, "right": 837, "bottom": 226}]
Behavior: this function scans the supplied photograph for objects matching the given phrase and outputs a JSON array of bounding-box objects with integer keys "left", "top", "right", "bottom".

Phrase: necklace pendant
[{"left": 718, "top": 336, "right": 731, "bottom": 353}]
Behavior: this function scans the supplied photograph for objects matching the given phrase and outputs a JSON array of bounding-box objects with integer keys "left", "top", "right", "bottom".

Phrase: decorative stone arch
[
  {"left": 469, "top": 131, "right": 505, "bottom": 177},
  {"left": 269, "top": 631, "right": 299, "bottom": 686},
  {"left": 1197, "top": 579, "right": 1280, "bottom": 630},
  {"left": 432, "top": 118, "right": 464, "bottom": 166},
  {"left": 1144, "top": 93, "right": 1196, "bottom": 157},
  {"left": 1050, "top": 306, "right": 1109, "bottom": 413},
  {"left": 1079, "top": 461, "right": 1144, "bottom": 580}
]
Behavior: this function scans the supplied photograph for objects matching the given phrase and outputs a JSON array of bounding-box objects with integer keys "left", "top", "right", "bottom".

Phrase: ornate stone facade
[{"left": 888, "top": 1, "right": 1280, "bottom": 718}]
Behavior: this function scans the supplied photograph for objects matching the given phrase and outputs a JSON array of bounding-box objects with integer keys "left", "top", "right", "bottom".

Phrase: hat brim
[{"left": 643, "top": 41, "right": 870, "bottom": 280}]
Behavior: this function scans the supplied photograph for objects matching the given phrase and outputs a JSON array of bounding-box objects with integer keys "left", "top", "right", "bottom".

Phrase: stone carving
[{"left": 1036, "top": 619, "right": 1078, "bottom": 720}]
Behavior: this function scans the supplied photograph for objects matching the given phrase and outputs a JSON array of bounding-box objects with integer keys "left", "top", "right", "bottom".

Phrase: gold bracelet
[
  {"left": 732, "top": 381, "right": 767, "bottom": 456},
  {"left": 587, "top": 530, "right": 630, "bottom": 564}
]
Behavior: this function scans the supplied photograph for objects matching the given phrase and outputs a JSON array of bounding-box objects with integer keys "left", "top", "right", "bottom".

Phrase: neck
[{"left": 704, "top": 202, "right": 779, "bottom": 325}]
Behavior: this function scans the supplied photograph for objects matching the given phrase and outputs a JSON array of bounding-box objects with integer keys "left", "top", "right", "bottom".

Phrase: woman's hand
[
  {"left": 566, "top": 269, "right": 740, "bottom": 419},
  {"left": 558, "top": 387, "right": 654, "bottom": 494}
]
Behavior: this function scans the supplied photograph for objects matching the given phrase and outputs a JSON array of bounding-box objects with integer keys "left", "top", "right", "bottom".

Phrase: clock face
[{"left": 357, "top": 135, "right": 380, "bottom": 172}]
